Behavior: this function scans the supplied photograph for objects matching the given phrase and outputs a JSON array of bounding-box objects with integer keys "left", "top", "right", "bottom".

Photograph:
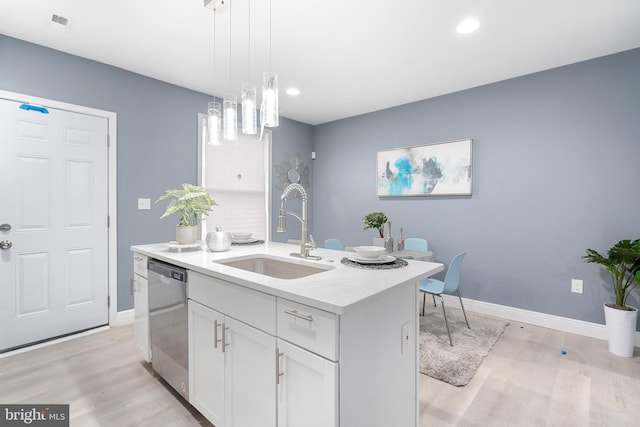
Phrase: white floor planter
[{"left": 603, "top": 303, "right": 638, "bottom": 357}]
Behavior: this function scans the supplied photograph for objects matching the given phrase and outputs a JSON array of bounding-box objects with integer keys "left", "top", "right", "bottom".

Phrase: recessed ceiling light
[
  {"left": 286, "top": 88, "right": 300, "bottom": 96},
  {"left": 456, "top": 18, "right": 480, "bottom": 34}
]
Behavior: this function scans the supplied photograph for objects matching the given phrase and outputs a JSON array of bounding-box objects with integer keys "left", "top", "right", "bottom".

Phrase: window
[{"left": 198, "top": 114, "right": 271, "bottom": 241}]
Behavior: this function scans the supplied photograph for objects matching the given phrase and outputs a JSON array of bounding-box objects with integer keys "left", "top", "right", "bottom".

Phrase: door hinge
[
  {"left": 107, "top": 295, "right": 110, "bottom": 308},
  {"left": 107, "top": 135, "right": 110, "bottom": 148},
  {"left": 107, "top": 215, "right": 110, "bottom": 228}
]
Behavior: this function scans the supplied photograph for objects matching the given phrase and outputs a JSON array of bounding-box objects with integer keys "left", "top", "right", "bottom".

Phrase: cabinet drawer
[
  {"left": 277, "top": 299, "right": 338, "bottom": 361},
  {"left": 133, "top": 253, "right": 148, "bottom": 278},
  {"left": 189, "top": 271, "right": 276, "bottom": 335}
]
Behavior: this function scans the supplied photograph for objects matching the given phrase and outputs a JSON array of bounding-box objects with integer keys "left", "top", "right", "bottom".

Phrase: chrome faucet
[{"left": 277, "top": 183, "right": 320, "bottom": 260}]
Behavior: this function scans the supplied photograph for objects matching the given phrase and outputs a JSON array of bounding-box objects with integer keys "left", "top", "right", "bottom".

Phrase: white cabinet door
[
  {"left": 189, "top": 300, "right": 276, "bottom": 427},
  {"left": 225, "top": 317, "right": 276, "bottom": 427},
  {"left": 277, "top": 339, "right": 338, "bottom": 427},
  {"left": 133, "top": 273, "right": 150, "bottom": 362},
  {"left": 189, "top": 300, "right": 225, "bottom": 426}
]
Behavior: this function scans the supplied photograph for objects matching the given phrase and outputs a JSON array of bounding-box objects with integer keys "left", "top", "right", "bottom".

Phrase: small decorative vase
[
  {"left": 603, "top": 303, "right": 638, "bottom": 357},
  {"left": 384, "top": 237, "right": 394, "bottom": 253},
  {"left": 176, "top": 224, "right": 199, "bottom": 245},
  {"left": 206, "top": 227, "right": 232, "bottom": 252}
]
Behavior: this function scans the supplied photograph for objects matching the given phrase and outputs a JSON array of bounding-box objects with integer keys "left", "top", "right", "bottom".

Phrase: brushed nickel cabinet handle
[
  {"left": 284, "top": 309, "right": 313, "bottom": 322},
  {"left": 221, "top": 323, "right": 230, "bottom": 353},
  {"left": 214, "top": 319, "right": 221, "bottom": 349},
  {"left": 276, "top": 348, "right": 284, "bottom": 385}
]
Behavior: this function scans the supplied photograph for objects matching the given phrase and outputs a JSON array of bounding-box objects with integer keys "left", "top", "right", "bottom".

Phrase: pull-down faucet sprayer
[{"left": 277, "top": 183, "right": 320, "bottom": 260}]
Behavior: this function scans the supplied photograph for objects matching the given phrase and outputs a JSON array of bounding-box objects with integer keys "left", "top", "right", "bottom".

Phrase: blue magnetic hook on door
[{"left": 19, "top": 103, "right": 49, "bottom": 114}]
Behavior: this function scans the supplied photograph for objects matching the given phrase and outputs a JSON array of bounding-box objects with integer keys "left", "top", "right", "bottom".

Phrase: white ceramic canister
[{"left": 206, "top": 227, "right": 232, "bottom": 252}]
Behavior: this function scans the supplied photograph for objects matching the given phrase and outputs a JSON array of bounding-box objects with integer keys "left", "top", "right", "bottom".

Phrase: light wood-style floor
[{"left": 1, "top": 318, "right": 638, "bottom": 427}]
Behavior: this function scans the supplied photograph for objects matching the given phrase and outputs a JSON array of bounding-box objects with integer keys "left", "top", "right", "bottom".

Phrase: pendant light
[
  {"left": 241, "top": 0, "right": 257, "bottom": 135},
  {"left": 207, "top": 101, "right": 222, "bottom": 146},
  {"left": 261, "top": 0, "right": 279, "bottom": 128},
  {"left": 222, "top": 0, "right": 238, "bottom": 140},
  {"left": 207, "top": 6, "right": 222, "bottom": 146},
  {"left": 223, "top": 93, "right": 238, "bottom": 140}
]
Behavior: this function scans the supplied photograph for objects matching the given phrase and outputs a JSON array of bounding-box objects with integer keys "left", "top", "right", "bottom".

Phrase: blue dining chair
[
  {"left": 324, "top": 238, "right": 344, "bottom": 250},
  {"left": 419, "top": 252, "right": 469, "bottom": 346},
  {"left": 403, "top": 238, "right": 428, "bottom": 251}
]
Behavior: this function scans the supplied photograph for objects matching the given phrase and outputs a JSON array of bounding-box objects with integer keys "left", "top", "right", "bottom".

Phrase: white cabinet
[
  {"left": 276, "top": 339, "right": 338, "bottom": 427},
  {"left": 187, "top": 269, "right": 418, "bottom": 427},
  {"left": 132, "top": 253, "right": 150, "bottom": 362},
  {"left": 188, "top": 299, "right": 225, "bottom": 425},
  {"left": 188, "top": 299, "right": 276, "bottom": 427},
  {"left": 189, "top": 271, "right": 338, "bottom": 427},
  {"left": 275, "top": 299, "right": 339, "bottom": 427}
]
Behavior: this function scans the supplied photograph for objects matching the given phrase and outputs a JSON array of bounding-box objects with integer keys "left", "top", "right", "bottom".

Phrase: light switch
[{"left": 138, "top": 198, "right": 151, "bottom": 210}]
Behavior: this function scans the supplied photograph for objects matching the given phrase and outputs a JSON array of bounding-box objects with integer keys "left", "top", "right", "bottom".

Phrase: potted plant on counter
[
  {"left": 363, "top": 211, "right": 388, "bottom": 247},
  {"left": 156, "top": 183, "right": 218, "bottom": 245},
  {"left": 583, "top": 238, "right": 640, "bottom": 357}
]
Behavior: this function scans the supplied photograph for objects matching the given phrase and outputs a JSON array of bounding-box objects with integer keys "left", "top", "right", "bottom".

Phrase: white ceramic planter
[
  {"left": 372, "top": 237, "right": 385, "bottom": 247},
  {"left": 176, "top": 224, "right": 199, "bottom": 245},
  {"left": 603, "top": 303, "right": 638, "bottom": 357}
]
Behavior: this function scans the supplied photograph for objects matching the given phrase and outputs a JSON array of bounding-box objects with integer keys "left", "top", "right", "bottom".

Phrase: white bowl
[
  {"left": 353, "top": 246, "right": 386, "bottom": 259},
  {"left": 232, "top": 232, "right": 253, "bottom": 241}
]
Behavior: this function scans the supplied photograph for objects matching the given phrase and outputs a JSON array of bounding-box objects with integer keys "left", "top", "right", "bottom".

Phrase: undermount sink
[{"left": 215, "top": 255, "right": 333, "bottom": 280}]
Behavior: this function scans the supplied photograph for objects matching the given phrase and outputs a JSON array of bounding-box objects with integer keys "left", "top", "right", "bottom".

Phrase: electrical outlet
[
  {"left": 401, "top": 322, "right": 410, "bottom": 354},
  {"left": 138, "top": 198, "right": 151, "bottom": 210},
  {"left": 571, "top": 279, "right": 583, "bottom": 294}
]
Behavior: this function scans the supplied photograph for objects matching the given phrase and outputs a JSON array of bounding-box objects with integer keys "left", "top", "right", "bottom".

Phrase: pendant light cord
[
  {"left": 247, "top": 0, "right": 251, "bottom": 81},
  {"left": 213, "top": 10, "right": 216, "bottom": 101},
  {"left": 269, "top": 0, "right": 272, "bottom": 72},
  {"left": 229, "top": 0, "right": 232, "bottom": 92}
]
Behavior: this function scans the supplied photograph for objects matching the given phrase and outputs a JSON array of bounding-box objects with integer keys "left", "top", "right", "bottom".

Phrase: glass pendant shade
[
  {"left": 207, "top": 101, "right": 222, "bottom": 146},
  {"left": 241, "top": 84, "right": 258, "bottom": 134},
  {"left": 223, "top": 94, "right": 238, "bottom": 140},
  {"left": 262, "top": 72, "right": 279, "bottom": 128}
]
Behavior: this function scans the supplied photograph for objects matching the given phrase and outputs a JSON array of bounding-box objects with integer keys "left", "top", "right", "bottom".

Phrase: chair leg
[
  {"left": 432, "top": 294, "right": 437, "bottom": 307},
  {"left": 457, "top": 289, "right": 470, "bottom": 329},
  {"left": 439, "top": 294, "right": 453, "bottom": 346},
  {"left": 421, "top": 292, "right": 427, "bottom": 316}
]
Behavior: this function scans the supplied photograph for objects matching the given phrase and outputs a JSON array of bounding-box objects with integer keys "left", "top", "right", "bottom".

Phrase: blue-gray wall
[
  {"left": 3, "top": 34, "right": 639, "bottom": 329},
  {"left": 0, "top": 35, "right": 312, "bottom": 311},
  {"left": 311, "top": 48, "right": 640, "bottom": 328}
]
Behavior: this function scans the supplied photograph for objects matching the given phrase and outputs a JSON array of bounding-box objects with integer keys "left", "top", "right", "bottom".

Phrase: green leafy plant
[
  {"left": 583, "top": 239, "right": 640, "bottom": 310},
  {"left": 362, "top": 211, "right": 388, "bottom": 238},
  {"left": 156, "top": 183, "right": 217, "bottom": 226}
]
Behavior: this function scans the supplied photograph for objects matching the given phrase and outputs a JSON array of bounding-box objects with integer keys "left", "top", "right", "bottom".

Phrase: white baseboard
[
  {"left": 112, "top": 309, "right": 134, "bottom": 326},
  {"left": 436, "top": 294, "right": 640, "bottom": 347}
]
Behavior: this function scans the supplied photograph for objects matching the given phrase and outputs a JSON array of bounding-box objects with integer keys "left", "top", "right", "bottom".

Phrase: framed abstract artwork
[{"left": 376, "top": 139, "right": 472, "bottom": 196}]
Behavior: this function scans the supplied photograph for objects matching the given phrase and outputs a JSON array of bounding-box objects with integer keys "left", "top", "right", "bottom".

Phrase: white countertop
[{"left": 131, "top": 241, "right": 443, "bottom": 314}]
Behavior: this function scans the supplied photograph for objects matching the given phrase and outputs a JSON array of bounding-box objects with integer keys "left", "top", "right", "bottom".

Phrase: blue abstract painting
[{"left": 376, "top": 139, "right": 472, "bottom": 196}]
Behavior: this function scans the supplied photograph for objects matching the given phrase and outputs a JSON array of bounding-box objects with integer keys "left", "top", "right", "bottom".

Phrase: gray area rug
[{"left": 419, "top": 304, "right": 509, "bottom": 386}]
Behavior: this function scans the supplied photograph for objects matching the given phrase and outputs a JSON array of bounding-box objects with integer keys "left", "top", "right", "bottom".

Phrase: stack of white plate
[
  {"left": 231, "top": 232, "right": 258, "bottom": 244},
  {"left": 349, "top": 246, "right": 395, "bottom": 264}
]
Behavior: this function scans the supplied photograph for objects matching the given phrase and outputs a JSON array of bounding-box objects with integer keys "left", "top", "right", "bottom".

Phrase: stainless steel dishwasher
[{"left": 148, "top": 258, "right": 188, "bottom": 400}]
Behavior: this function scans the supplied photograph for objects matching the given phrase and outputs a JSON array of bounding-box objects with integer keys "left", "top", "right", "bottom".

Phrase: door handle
[{"left": 0, "top": 240, "right": 12, "bottom": 250}]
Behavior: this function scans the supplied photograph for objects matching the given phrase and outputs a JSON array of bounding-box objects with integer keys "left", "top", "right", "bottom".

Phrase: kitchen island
[{"left": 131, "top": 241, "right": 443, "bottom": 427}]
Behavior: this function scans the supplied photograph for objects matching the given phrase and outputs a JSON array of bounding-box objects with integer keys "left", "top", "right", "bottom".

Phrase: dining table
[{"left": 389, "top": 249, "right": 434, "bottom": 262}]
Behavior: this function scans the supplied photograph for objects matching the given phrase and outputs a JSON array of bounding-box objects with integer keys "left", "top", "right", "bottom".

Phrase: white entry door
[{"left": 0, "top": 98, "right": 109, "bottom": 352}]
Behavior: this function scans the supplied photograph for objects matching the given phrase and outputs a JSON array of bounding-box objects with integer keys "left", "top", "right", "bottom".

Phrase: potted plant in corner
[
  {"left": 362, "top": 211, "right": 388, "bottom": 247},
  {"left": 156, "top": 183, "right": 217, "bottom": 245},
  {"left": 583, "top": 238, "right": 640, "bottom": 357}
]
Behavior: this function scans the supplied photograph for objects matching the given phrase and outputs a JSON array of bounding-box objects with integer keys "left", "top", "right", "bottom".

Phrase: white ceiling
[{"left": 2, "top": 0, "right": 640, "bottom": 125}]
